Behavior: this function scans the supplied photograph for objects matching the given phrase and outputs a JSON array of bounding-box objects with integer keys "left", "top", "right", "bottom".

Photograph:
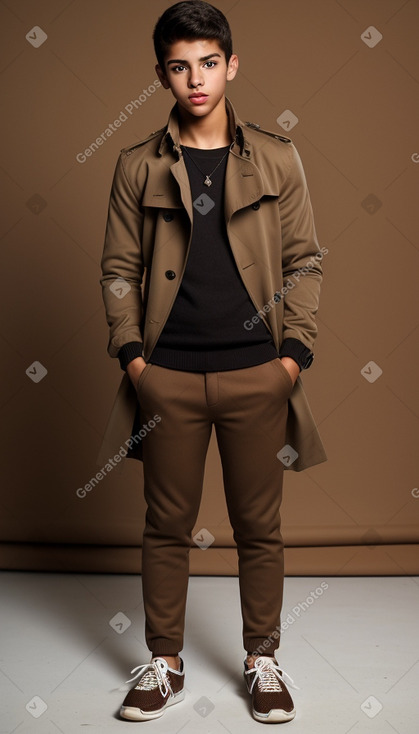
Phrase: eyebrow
[{"left": 166, "top": 53, "right": 222, "bottom": 65}]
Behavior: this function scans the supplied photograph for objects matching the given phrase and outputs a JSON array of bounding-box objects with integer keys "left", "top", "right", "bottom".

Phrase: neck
[{"left": 177, "top": 96, "right": 232, "bottom": 148}]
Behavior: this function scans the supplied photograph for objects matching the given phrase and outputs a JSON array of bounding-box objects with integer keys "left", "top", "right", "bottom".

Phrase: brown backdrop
[{"left": 1, "top": 0, "right": 418, "bottom": 575}]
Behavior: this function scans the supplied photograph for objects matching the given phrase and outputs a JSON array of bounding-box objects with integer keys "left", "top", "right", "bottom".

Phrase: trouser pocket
[
  {"left": 136, "top": 363, "right": 153, "bottom": 395},
  {"left": 270, "top": 358, "right": 295, "bottom": 395}
]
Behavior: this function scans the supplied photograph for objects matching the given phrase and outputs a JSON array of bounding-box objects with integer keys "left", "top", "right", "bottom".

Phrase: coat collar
[
  {"left": 152, "top": 97, "right": 266, "bottom": 222},
  {"left": 157, "top": 96, "right": 249, "bottom": 159}
]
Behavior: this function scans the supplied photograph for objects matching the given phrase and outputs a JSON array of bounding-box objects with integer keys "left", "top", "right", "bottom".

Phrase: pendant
[{"left": 204, "top": 176, "right": 212, "bottom": 187}]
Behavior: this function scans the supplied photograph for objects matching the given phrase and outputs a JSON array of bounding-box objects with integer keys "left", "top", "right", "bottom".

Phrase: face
[{"left": 156, "top": 38, "right": 238, "bottom": 118}]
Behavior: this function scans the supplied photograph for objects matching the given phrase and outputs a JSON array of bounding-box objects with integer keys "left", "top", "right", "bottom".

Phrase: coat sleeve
[
  {"left": 100, "top": 154, "right": 144, "bottom": 359},
  {"left": 278, "top": 143, "right": 324, "bottom": 353}
]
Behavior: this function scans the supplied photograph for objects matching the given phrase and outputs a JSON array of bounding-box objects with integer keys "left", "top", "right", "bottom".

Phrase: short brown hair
[{"left": 153, "top": 1, "right": 233, "bottom": 71}]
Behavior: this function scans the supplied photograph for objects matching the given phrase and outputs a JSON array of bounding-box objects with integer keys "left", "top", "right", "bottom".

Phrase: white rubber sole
[
  {"left": 120, "top": 689, "right": 185, "bottom": 721},
  {"left": 253, "top": 706, "right": 296, "bottom": 723}
]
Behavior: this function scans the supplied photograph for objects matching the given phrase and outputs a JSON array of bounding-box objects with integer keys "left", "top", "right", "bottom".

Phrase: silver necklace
[{"left": 181, "top": 143, "right": 232, "bottom": 187}]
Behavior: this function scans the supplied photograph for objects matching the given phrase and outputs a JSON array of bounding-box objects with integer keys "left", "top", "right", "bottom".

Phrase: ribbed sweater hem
[{"left": 149, "top": 342, "right": 278, "bottom": 372}]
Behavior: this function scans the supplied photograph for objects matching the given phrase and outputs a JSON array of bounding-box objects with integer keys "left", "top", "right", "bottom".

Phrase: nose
[{"left": 188, "top": 66, "right": 204, "bottom": 89}]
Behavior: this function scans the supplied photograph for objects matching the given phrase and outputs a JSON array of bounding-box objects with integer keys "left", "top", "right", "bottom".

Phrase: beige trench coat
[{"left": 97, "top": 97, "right": 327, "bottom": 472}]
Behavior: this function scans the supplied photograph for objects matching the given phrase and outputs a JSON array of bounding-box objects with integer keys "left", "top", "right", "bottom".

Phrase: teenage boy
[{"left": 100, "top": 0, "right": 326, "bottom": 724}]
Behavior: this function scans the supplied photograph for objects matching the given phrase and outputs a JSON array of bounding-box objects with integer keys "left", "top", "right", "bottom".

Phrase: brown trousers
[{"left": 136, "top": 357, "right": 294, "bottom": 657}]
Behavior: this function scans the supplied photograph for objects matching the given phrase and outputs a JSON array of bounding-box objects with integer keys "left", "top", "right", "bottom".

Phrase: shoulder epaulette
[
  {"left": 244, "top": 121, "right": 292, "bottom": 143},
  {"left": 121, "top": 127, "right": 166, "bottom": 155}
]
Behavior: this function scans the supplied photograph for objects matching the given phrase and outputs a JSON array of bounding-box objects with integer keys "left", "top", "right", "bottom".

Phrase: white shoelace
[
  {"left": 245, "top": 656, "right": 300, "bottom": 694},
  {"left": 124, "top": 657, "right": 173, "bottom": 698}
]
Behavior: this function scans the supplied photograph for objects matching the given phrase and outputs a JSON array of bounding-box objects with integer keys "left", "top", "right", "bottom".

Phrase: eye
[
  {"left": 172, "top": 65, "right": 186, "bottom": 73},
  {"left": 204, "top": 60, "right": 217, "bottom": 68}
]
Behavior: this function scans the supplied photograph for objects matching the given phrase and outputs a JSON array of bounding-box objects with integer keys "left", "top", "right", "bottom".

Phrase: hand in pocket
[{"left": 127, "top": 356, "right": 147, "bottom": 389}]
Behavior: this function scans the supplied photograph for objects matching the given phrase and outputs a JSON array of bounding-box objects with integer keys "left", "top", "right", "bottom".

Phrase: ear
[
  {"left": 226, "top": 53, "right": 239, "bottom": 82},
  {"left": 155, "top": 63, "right": 170, "bottom": 90}
]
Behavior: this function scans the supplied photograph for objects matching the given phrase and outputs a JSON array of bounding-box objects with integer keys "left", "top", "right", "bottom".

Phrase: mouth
[{"left": 188, "top": 93, "right": 208, "bottom": 104}]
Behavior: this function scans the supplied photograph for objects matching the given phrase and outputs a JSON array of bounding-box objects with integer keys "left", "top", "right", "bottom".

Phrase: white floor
[{"left": 0, "top": 573, "right": 418, "bottom": 733}]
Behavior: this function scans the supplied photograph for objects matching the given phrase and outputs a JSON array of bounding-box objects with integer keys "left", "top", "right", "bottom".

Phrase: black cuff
[
  {"left": 278, "top": 337, "right": 314, "bottom": 370},
  {"left": 118, "top": 341, "right": 143, "bottom": 371}
]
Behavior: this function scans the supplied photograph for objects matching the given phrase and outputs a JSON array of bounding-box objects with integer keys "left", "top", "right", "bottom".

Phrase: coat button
[
  {"left": 165, "top": 270, "right": 176, "bottom": 280},
  {"left": 252, "top": 201, "right": 260, "bottom": 210},
  {"left": 163, "top": 212, "right": 174, "bottom": 222}
]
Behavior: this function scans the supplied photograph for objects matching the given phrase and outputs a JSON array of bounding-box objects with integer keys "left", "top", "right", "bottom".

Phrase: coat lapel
[
  {"left": 141, "top": 162, "right": 185, "bottom": 211},
  {"left": 224, "top": 151, "right": 264, "bottom": 221}
]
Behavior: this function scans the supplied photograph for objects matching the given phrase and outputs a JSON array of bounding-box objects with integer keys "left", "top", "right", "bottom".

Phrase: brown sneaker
[
  {"left": 244, "top": 656, "right": 298, "bottom": 723},
  {"left": 120, "top": 656, "right": 185, "bottom": 721}
]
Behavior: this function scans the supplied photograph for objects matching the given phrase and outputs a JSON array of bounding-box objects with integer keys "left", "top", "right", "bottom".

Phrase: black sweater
[{"left": 149, "top": 144, "right": 278, "bottom": 371}]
